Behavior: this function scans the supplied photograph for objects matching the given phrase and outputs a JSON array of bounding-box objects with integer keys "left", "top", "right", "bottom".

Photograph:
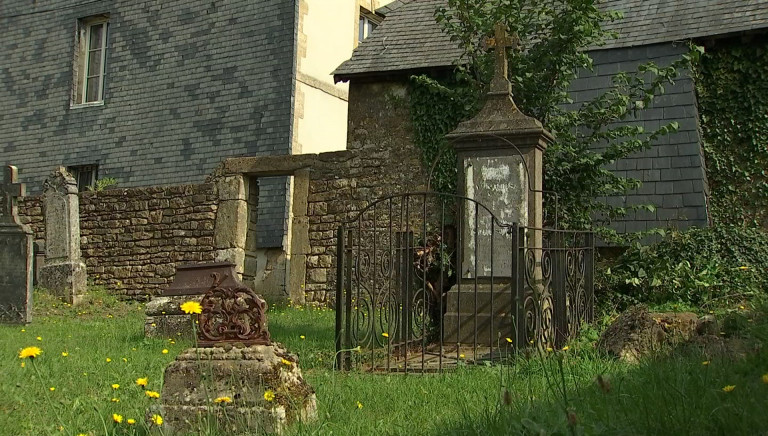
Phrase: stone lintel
[{"left": 215, "top": 151, "right": 354, "bottom": 177}]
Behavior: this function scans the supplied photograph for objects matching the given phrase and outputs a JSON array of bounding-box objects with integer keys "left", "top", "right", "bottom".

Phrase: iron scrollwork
[{"left": 197, "top": 272, "right": 271, "bottom": 347}]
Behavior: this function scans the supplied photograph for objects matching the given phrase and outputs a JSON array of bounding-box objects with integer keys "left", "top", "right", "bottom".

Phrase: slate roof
[
  {"left": 335, "top": 0, "right": 768, "bottom": 79},
  {"left": 334, "top": 0, "right": 464, "bottom": 81},
  {"left": 376, "top": 0, "right": 407, "bottom": 15}
]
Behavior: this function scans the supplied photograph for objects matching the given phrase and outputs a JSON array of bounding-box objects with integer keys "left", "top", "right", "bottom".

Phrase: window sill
[{"left": 70, "top": 101, "right": 105, "bottom": 109}]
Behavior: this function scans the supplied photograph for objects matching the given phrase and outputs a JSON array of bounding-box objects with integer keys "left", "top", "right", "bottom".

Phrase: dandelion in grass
[
  {"left": 382, "top": 332, "right": 389, "bottom": 338},
  {"left": 546, "top": 347, "right": 554, "bottom": 352},
  {"left": 702, "top": 361, "right": 711, "bottom": 366},
  {"left": 505, "top": 337, "right": 513, "bottom": 343},
  {"left": 722, "top": 385, "right": 736, "bottom": 393},
  {"left": 19, "top": 346, "right": 42, "bottom": 359},
  {"left": 112, "top": 413, "right": 123, "bottom": 424},
  {"left": 36, "top": 336, "right": 42, "bottom": 341},
  {"left": 122, "top": 357, "right": 128, "bottom": 362},
  {"left": 214, "top": 396, "right": 233, "bottom": 404},
  {"left": 264, "top": 390, "right": 275, "bottom": 402},
  {"left": 459, "top": 354, "right": 465, "bottom": 359},
  {"left": 126, "top": 418, "right": 136, "bottom": 425},
  {"left": 61, "top": 352, "right": 69, "bottom": 357},
  {"left": 20, "top": 329, "right": 25, "bottom": 332},
  {"left": 356, "top": 401, "right": 363, "bottom": 409},
  {"left": 562, "top": 346, "right": 570, "bottom": 351},
  {"left": 111, "top": 384, "right": 120, "bottom": 390},
  {"left": 150, "top": 414, "right": 163, "bottom": 426},
  {"left": 49, "top": 387, "right": 55, "bottom": 392},
  {"left": 762, "top": 374, "right": 768, "bottom": 384},
  {"left": 300, "top": 335, "right": 305, "bottom": 340},
  {"left": 111, "top": 398, "right": 120, "bottom": 403},
  {"left": 352, "top": 346, "right": 362, "bottom": 353},
  {"left": 180, "top": 301, "right": 202, "bottom": 314},
  {"left": 162, "top": 349, "right": 169, "bottom": 354},
  {"left": 106, "top": 358, "right": 112, "bottom": 363},
  {"left": 739, "top": 266, "right": 750, "bottom": 271},
  {"left": 20, "top": 362, "right": 25, "bottom": 368},
  {"left": 136, "top": 377, "right": 148, "bottom": 387},
  {"left": 145, "top": 390, "right": 161, "bottom": 399},
  {"left": 281, "top": 358, "right": 292, "bottom": 366}
]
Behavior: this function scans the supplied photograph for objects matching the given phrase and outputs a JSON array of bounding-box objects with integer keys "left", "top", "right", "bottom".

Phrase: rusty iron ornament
[{"left": 197, "top": 272, "right": 271, "bottom": 347}]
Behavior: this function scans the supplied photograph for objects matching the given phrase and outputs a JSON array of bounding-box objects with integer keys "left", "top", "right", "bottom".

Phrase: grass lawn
[{"left": 2, "top": 290, "right": 768, "bottom": 435}]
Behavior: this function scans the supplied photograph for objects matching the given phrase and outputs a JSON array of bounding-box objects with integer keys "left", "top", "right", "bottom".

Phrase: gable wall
[{"left": 0, "top": 0, "right": 297, "bottom": 247}]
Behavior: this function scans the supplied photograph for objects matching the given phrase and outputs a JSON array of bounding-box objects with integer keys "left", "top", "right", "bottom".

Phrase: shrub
[{"left": 600, "top": 225, "right": 768, "bottom": 310}]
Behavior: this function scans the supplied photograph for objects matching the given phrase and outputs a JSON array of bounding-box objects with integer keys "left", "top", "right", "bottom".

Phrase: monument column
[
  {"left": 0, "top": 165, "right": 34, "bottom": 323},
  {"left": 39, "top": 167, "right": 88, "bottom": 304}
]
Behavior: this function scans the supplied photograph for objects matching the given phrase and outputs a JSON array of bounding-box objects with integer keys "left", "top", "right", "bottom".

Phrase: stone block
[
  {"left": 216, "top": 175, "right": 248, "bottom": 201},
  {"left": 0, "top": 225, "right": 33, "bottom": 324},
  {"left": 161, "top": 344, "right": 316, "bottom": 434},
  {"left": 214, "top": 200, "right": 248, "bottom": 249},
  {"left": 39, "top": 260, "right": 87, "bottom": 304}
]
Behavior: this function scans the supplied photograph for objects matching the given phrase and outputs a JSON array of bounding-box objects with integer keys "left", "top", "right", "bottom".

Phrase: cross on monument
[
  {"left": 487, "top": 23, "right": 520, "bottom": 95},
  {"left": 1, "top": 165, "right": 26, "bottom": 225}
]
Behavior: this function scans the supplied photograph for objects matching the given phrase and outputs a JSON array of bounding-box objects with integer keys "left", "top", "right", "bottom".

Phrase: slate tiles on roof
[{"left": 334, "top": 0, "right": 464, "bottom": 79}]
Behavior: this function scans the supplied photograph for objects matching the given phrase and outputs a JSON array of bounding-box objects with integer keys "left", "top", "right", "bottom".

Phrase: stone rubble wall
[{"left": 19, "top": 184, "right": 218, "bottom": 298}]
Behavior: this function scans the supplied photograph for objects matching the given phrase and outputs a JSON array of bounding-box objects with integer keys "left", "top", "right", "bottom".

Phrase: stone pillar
[
  {"left": 39, "top": 167, "right": 87, "bottom": 305},
  {"left": 0, "top": 165, "right": 33, "bottom": 324},
  {"left": 287, "top": 169, "right": 310, "bottom": 305},
  {"left": 213, "top": 175, "right": 249, "bottom": 276}
]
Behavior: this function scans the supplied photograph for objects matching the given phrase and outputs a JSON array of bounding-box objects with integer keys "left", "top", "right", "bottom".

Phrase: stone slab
[
  {"left": 0, "top": 225, "right": 33, "bottom": 324},
  {"left": 145, "top": 295, "right": 204, "bottom": 339},
  {"left": 443, "top": 282, "right": 516, "bottom": 345},
  {"left": 39, "top": 260, "right": 87, "bottom": 304}
]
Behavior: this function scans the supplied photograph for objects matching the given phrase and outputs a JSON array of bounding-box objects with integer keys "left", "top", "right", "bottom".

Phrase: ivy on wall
[
  {"left": 408, "top": 74, "right": 482, "bottom": 195},
  {"left": 696, "top": 36, "right": 768, "bottom": 227}
]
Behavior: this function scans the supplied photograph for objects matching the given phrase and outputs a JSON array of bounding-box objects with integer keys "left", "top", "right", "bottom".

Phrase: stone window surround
[
  {"left": 71, "top": 14, "right": 109, "bottom": 108},
  {"left": 358, "top": 8, "right": 382, "bottom": 43}
]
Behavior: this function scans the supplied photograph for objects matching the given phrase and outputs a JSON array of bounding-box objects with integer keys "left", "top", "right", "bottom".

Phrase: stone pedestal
[
  {"left": 443, "top": 281, "right": 515, "bottom": 345},
  {"left": 144, "top": 294, "right": 204, "bottom": 339},
  {"left": 39, "top": 167, "right": 87, "bottom": 304},
  {"left": 161, "top": 344, "right": 317, "bottom": 434}
]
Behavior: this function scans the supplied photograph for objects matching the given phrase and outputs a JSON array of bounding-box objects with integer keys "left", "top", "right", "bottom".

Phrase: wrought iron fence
[{"left": 334, "top": 192, "right": 594, "bottom": 372}]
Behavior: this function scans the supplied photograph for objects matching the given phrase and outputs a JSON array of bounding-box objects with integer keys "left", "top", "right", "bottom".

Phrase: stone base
[
  {"left": 144, "top": 295, "right": 204, "bottom": 339},
  {"left": 161, "top": 344, "right": 317, "bottom": 434},
  {"left": 443, "top": 281, "right": 516, "bottom": 345},
  {"left": 39, "top": 260, "right": 87, "bottom": 304}
]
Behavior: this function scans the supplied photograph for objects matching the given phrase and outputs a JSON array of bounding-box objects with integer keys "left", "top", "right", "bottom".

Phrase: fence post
[
  {"left": 334, "top": 226, "right": 345, "bottom": 371},
  {"left": 512, "top": 224, "right": 525, "bottom": 349},
  {"left": 344, "top": 229, "right": 353, "bottom": 371},
  {"left": 585, "top": 232, "right": 595, "bottom": 324}
]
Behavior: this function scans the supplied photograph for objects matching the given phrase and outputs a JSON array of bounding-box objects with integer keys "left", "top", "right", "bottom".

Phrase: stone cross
[
  {"left": 487, "top": 23, "right": 519, "bottom": 95},
  {"left": 1, "top": 166, "right": 26, "bottom": 225}
]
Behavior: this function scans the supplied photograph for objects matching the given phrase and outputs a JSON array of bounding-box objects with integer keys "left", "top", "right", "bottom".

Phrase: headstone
[
  {"left": 0, "top": 165, "right": 33, "bottom": 324},
  {"left": 39, "top": 167, "right": 87, "bottom": 304},
  {"left": 443, "top": 24, "right": 553, "bottom": 344}
]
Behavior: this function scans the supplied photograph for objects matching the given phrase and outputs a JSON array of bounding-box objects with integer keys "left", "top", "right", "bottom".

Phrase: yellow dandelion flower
[
  {"left": 61, "top": 352, "right": 69, "bottom": 357},
  {"left": 20, "top": 362, "right": 25, "bottom": 368},
  {"left": 36, "top": 336, "right": 42, "bottom": 341},
  {"left": 722, "top": 385, "right": 736, "bottom": 393},
  {"left": 126, "top": 418, "right": 136, "bottom": 425},
  {"left": 382, "top": 332, "right": 389, "bottom": 338},
  {"left": 151, "top": 414, "right": 163, "bottom": 426},
  {"left": 702, "top": 361, "right": 710, "bottom": 366},
  {"left": 77, "top": 434, "right": 88, "bottom": 436},
  {"left": 180, "top": 301, "right": 202, "bottom": 314},
  {"left": 20, "top": 329, "right": 25, "bottom": 332},
  {"left": 112, "top": 413, "right": 123, "bottom": 424},
  {"left": 762, "top": 374, "right": 768, "bottom": 384},
  {"left": 739, "top": 266, "right": 749, "bottom": 270},
  {"left": 18, "top": 346, "right": 42, "bottom": 359},
  {"left": 562, "top": 346, "right": 570, "bottom": 351},
  {"left": 214, "top": 396, "right": 233, "bottom": 404},
  {"left": 136, "top": 377, "right": 148, "bottom": 387},
  {"left": 162, "top": 349, "right": 169, "bottom": 354},
  {"left": 111, "top": 398, "right": 120, "bottom": 403},
  {"left": 49, "top": 387, "right": 55, "bottom": 392},
  {"left": 106, "top": 358, "right": 112, "bottom": 363},
  {"left": 281, "top": 358, "right": 292, "bottom": 366},
  {"left": 122, "top": 358, "right": 128, "bottom": 362},
  {"left": 300, "top": 335, "right": 306, "bottom": 340},
  {"left": 351, "top": 346, "right": 362, "bottom": 353},
  {"left": 145, "top": 390, "right": 160, "bottom": 399},
  {"left": 111, "top": 384, "right": 120, "bottom": 390},
  {"left": 546, "top": 347, "right": 554, "bottom": 352},
  {"left": 356, "top": 401, "right": 363, "bottom": 409},
  {"left": 264, "top": 390, "right": 275, "bottom": 402},
  {"left": 459, "top": 354, "right": 465, "bottom": 359},
  {"left": 505, "top": 337, "right": 513, "bottom": 343}
]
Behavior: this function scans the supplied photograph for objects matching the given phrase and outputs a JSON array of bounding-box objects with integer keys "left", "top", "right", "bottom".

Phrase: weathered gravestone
[
  {"left": 39, "top": 167, "right": 87, "bottom": 304},
  {"left": 443, "top": 24, "right": 553, "bottom": 345},
  {"left": 160, "top": 272, "right": 316, "bottom": 434},
  {"left": 0, "top": 165, "right": 34, "bottom": 324}
]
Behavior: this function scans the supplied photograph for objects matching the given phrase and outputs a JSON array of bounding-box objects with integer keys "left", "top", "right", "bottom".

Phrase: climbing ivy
[{"left": 696, "top": 37, "right": 768, "bottom": 227}]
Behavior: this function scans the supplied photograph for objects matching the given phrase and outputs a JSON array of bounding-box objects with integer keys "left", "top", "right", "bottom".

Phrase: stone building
[
  {"left": 333, "top": 0, "right": 768, "bottom": 236},
  {"left": 2, "top": 0, "right": 393, "bottom": 296}
]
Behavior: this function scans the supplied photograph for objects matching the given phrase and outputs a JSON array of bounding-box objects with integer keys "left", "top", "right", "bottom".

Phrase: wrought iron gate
[{"left": 334, "top": 192, "right": 594, "bottom": 372}]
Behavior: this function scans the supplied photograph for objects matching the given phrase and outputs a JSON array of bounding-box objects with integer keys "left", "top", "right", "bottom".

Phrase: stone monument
[
  {"left": 39, "top": 167, "right": 87, "bottom": 304},
  {"left": 0, "top": 165, "right": 34, "bottom": 324},
  {"left": 161, "top": 271, "right": 316, "bottom": 434},
  {"left": 443, "top": 24, "right": 553, "bottom": 345}
]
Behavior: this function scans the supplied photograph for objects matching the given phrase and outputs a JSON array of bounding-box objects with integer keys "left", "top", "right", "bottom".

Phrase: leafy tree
[{"left": 428, "top": 0, "right": 701, "bottom": 236}]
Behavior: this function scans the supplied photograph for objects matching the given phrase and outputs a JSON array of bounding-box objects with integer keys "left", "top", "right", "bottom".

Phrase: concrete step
[
  {"left": 444, "top": 282, "right": 517, "bottom": 315},
  {"left": 442, "top": 311, "right": 516, "bottom": 346}
]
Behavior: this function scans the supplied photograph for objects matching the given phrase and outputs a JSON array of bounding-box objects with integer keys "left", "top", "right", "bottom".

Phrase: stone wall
[
  {"left": 303, "top": 80, "right": 428, "bottom": 303},
  {"left": 19, "top": 184, "right": 218, "bottom": 298}
]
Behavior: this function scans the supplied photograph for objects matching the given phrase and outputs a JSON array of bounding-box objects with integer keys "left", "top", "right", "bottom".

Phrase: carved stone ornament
[{"left": 197, "top": 272, "right": 271, "bottom": 347}]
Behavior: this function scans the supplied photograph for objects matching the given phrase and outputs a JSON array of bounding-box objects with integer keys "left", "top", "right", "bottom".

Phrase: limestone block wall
[{"left": 19, "top": 184, "right": 218, "bottom": 298}]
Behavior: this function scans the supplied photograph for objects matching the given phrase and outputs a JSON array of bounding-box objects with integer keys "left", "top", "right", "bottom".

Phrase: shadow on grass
[{"left": 430, "top": 310, "right": 768, "bottom": 435}]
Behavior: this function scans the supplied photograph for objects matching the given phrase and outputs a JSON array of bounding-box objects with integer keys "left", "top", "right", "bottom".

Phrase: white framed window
[
  {"left": 358, "top": 11, "right": 380, "bottom": 43},
  {"left": 73, "top": 16, "right": 109, "bottom": 106}
]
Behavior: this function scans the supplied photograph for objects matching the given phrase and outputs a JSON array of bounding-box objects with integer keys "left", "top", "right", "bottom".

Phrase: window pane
[
  {"left": 359, "top": 17, "right": 365, "bottom": 42},
  {"left": 85, "top": 77, "right": 101, "bottom": 102},
  {"left": 89, "top": 24, "right": 104, "bottom": 50},
  {"left": 87, "top": 50, "right": 103, "bottom": 77},
  {"left": 368, "top": 21, "right": 377, "bottom": 35}
]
